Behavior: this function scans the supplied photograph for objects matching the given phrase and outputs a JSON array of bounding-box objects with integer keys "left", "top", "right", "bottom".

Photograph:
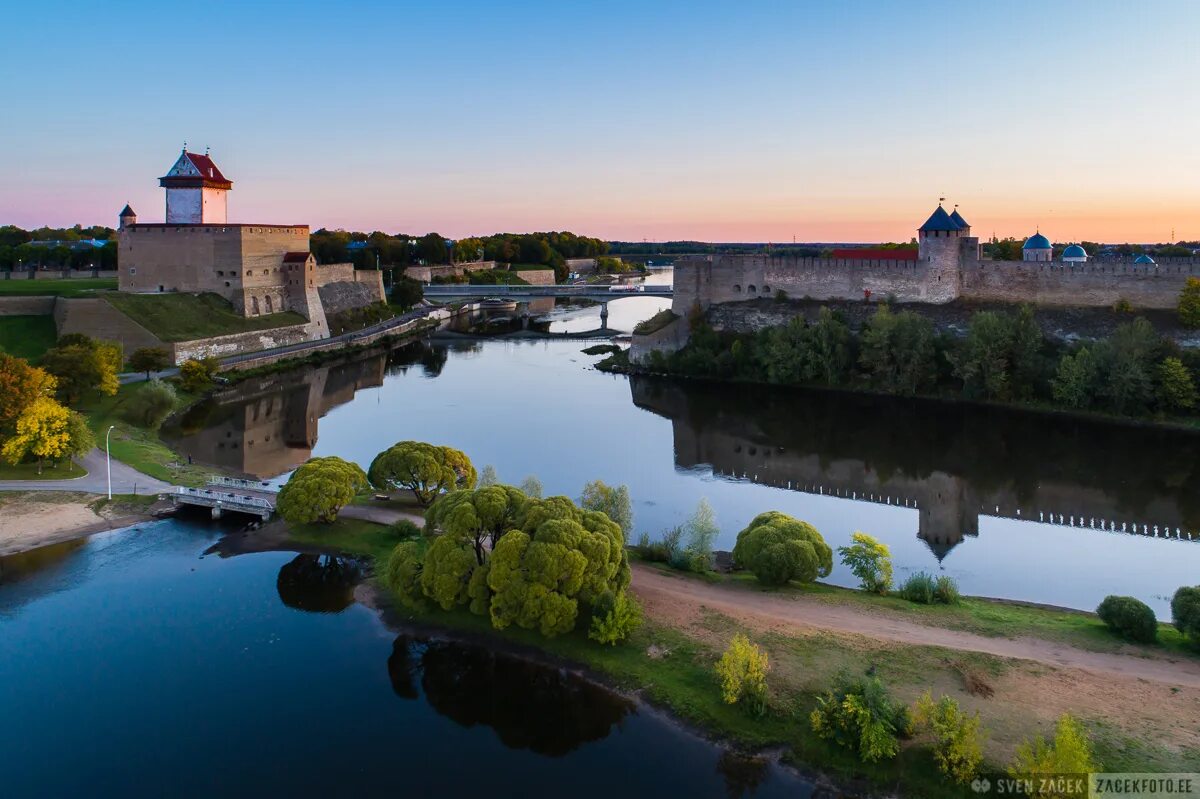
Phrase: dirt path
[{"left": 631, "top": 563, "right": 1200, "bottom": 689}]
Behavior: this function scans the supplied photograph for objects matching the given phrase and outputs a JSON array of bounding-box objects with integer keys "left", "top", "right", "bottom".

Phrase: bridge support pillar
[
  {"left": 600, "top": 302, "right": 609, "bottom": 330},
  {"left": 211, "top": 506, "right": 223, "bottom": 520}
]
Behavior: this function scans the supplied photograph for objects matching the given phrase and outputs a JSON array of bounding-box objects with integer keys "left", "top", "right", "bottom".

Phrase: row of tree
[{"left": 646, "top": 301, "right": 1200, "bottom": 420}]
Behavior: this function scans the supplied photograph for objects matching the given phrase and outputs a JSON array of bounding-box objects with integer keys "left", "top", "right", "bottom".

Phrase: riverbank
[
  {"left": 0, "top": 491, "right": 161, "bottom": 556},
  {"left": 251, "top": 515, "right": 1200, "bottom": 795}
]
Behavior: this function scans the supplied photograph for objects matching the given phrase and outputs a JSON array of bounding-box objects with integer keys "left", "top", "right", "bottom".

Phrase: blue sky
[{"left": 2, "top": 0, "right": 1197, "bottom": 241}]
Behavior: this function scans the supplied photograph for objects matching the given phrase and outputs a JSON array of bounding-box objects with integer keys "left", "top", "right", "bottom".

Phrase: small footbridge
[
  {"left": 423, "top": 285, "right": 673, "bottom": 300},
  {"left": 164, "top": 476, "right": 279, "bottom": 521}
]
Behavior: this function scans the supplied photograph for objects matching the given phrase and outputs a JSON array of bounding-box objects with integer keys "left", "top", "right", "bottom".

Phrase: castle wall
[
  {"left": 54, "top": 297, "right": 166, "bottom": 353},
  {"left": 0, "top": 296, "right": 57, "bottom": 315},
  {"left": 960, "top": 259, "right": 1200, "bottom": 309},
  {"left": 172, "top": 323, "right": 312, "bottom": 363}
]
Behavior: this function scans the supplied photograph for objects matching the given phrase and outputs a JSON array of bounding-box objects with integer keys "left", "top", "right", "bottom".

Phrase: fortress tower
[
  {"left": 160, "top": 147, "right": 232, "bottom": 224},
  {"left": 917, "top": 203, "right": 974, "bottom": 302}
]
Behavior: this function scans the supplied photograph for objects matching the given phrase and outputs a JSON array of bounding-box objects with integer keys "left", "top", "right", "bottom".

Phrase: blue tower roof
[
  {"left": 919, "top": 205, "right": 959, "bottom": 233},
  {"left": 1063, "top": 244, "right": 1087, "bottom": 258},
  {"left": 1134, "top": 254, "right": 1155, "bottom": 264},
  {"left": 1023, "top": 233, "right": 1051, "bottom": 250},
  {"left": 949, "top": 208, "right": 969, "bottom": 229}
]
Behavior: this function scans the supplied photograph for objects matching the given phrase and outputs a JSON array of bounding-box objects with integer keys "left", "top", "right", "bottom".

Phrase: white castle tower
[{"left": 159, "top": 147, "right": 232, "bottom": 224}]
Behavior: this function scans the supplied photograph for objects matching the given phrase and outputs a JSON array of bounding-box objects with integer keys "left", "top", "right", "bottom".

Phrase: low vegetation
[
  {"left": 0, "top": 315, "right": 57, "bottom": 361},
  {"left": 632, "top": 309, "right": 679, "bottom": 336},
  {"left": 898, "top": 572, "right": 961, "bottom": 605},
  {"left": 715, "top": 633, "right": 770, "bottom": 716},
  {"left": 104, "top": 292, "right": 306, "bottom": 341},
  {"left": 732, "top": 511, "right": 832, "bottom": 586},
  {"left": 1096, "top": 595, "right": 1158, "bottom": 643},
  {"left": 0, "top": 278, "right": 116, "bottom": 297}
]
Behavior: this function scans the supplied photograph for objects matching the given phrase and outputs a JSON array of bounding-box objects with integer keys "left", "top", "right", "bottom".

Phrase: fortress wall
[
  {"left": 55, "top": 298, "right": 166, "bottom": 353},
  {"left": 674, "top": 255, "right": 947, "bottom": 313},
  {"left": 961, "top": 260, "right": 1200, "bottom": 309},
  {"left": 512, "top": 268, "right": 556, "bottom": 286},
  {"left": 0, "top": 296, "right": 57, "bottom": 315},
  {"left": 172, "top": 323, "right": 312, "bottom": 364}
]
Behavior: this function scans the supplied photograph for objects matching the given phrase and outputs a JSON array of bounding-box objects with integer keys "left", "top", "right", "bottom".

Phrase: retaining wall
[
  {"left": 173, "top": 324, "right": 312, "bottom": 363},
  {"left": 512, "top": 268, "right": 556, "bottom": 286},
  {"left": 54, "top": 298, "right": 166, "bottom": 353},
  {"left": 0, "top": 296, "right": 57, "bottom": 315}
]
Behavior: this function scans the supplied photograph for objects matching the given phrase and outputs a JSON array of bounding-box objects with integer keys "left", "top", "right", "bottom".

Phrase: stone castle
[
  {"left": 673, "top": 204, "right": 1200, "bottom": 315},
  {"left": 117, "top": 148, "right": 384, "bottom": 339}
]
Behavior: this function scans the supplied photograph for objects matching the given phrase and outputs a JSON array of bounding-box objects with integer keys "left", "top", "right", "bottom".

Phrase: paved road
[{"left": 0, "top": 448, "right": 172, "bottom": 496}]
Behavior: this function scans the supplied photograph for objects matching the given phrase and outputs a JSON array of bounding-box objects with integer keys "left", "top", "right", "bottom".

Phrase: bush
[
  {"left": 384, "top": 541, "right": 426, "bottom": 609},
  {"left": 391, "top": 519, "right": 422, "bottom": 539},
  {"left": 1008, "top": 714, "right": 1098, "bottom": 788},
  {"left": 715, "top": 634, "right": 769, "bottom": 716},
  {"left": 1157, "top": 357, "right": 1198, "bottom": 412},
  {"left": 1172, "top": 585, "right": 1200, "bottom": 641},
  {"left": 899, "top": 572, "right": 959, "bottom": 605},
  {"left": 732, "top": 511, "right": 832, "bottom": 586},
  {"left": 120, "top": 379, "right": 178, "bottom": 429},
  {"left": 912, "top": 692, "right": 986, "bottom": 785},
  {"left": 810, "top": 672, "right": 908, "bottom": 763},
  {"left": 588, "top": 592, "right": 643, "bottom": 645},
  {"left": 1179, "top": 276, "right": 1200, "bottom": 328},
  {"left": 838, "top": 531, "right": 893, "bottom": 594},
  {"left": 1096, "top": 595, "right": 1158, "bottom": 643},
  {"left": 1113, "top": 298, "right": 1134, "bottom": 314},
  {"left": 179, "top": 357, "right": 219, "bottom": 392}
]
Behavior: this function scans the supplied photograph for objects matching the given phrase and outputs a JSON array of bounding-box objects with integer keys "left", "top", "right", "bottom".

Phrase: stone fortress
[
  {"left": 673, "top": 204, "right": 1200, "bottom": 315},
  {"left": 117, "top": 148, "right": 385, "bottom": 340}
]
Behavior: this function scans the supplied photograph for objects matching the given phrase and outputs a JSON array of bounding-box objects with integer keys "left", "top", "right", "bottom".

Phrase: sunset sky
[{"left": 2, "top": 0, "right": 1198, "bottom": 243}]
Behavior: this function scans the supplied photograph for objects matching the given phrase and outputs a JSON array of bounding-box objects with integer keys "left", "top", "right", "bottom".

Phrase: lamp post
[{"left": 106, "top": 425, "right": 115, "bottom": 500}]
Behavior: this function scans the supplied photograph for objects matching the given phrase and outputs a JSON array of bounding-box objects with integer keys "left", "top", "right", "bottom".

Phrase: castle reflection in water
[{"left": 629, "top": 376, "right": 1200, "bottom": 560}]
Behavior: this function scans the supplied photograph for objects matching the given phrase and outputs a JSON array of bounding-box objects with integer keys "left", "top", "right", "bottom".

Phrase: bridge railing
[
  {"left": 173, "top": 486, "right": 275, "bottom": 510},
  {"left": 421, "top": 285, "right": 673, "bottom": 296},
  {"left": 208, "top": 476, "right": 277, "bottom": 492}
]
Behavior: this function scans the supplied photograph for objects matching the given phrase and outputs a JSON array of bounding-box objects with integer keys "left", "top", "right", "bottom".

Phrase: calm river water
[{"left": 0, "top": 522, "right": 812, "bottom": 797}]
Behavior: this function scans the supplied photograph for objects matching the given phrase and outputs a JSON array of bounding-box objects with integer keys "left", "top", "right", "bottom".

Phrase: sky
[{"left": 2, "top": 0, "right": 1198, "bottom": 243}]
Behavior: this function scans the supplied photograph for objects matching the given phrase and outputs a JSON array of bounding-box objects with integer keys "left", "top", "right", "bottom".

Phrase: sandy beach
[{"left": 0, "top": 492, "right": 155, "bottom": 557}]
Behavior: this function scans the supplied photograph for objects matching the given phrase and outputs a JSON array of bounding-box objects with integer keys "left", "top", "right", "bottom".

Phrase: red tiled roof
[
  {"left": 283, "top": 251, "right": 311, "bottom": 262},
  {"left": 832, "top": 248, "right": 918, "bottom": 261},
  {"left": 185, "top": 152, "right": 227, "bottom": 182}
]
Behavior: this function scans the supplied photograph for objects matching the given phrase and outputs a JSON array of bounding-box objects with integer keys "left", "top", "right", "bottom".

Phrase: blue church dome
[
  {"left": 1134, "top": 254, "right": 1156, "bottom": 264},
  {"left": 1023, "top": 233, "right": 1051, "bottom": 250},
  {"left": 1063, "top": 244, "right": 1087, "bottom": 258}
]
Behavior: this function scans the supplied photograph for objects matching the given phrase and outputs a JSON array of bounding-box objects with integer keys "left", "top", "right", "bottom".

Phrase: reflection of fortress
[
  {"left": 631, "top": 377, "right": 1200, "bottom": 560},
  {"left": 170, "top": 354, "right": 387, "bottom": 478}
]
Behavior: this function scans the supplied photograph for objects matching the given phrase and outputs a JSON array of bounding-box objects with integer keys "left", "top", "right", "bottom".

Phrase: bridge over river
[
  {"left": 422, "top": 285, "right": 673, "bottom": 300},
  {"left": 165, "top": 477, "right": 278, "bottom": 521}
]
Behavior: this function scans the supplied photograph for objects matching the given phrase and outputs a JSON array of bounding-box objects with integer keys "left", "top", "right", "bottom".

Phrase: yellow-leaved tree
[
  {"left": 2, "top": 396, "right": 73, "bottom": 473},
  {"left": 715, "top": 633, "right": 770, "bottom": 716}
]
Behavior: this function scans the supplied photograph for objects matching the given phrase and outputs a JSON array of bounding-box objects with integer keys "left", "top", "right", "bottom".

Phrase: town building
[{"left": 1022, "top": 232, "right": 1052, "bottom": 262}]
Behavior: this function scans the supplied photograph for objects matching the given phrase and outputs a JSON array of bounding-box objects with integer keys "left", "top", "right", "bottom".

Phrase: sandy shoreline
[{"left": 0, "top": 492, "right": 156, "bottom": 557}]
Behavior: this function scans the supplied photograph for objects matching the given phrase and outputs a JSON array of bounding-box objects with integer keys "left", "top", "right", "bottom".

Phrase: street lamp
[{"left": 106, "top": 425, "right": 115, "bottom": 500}]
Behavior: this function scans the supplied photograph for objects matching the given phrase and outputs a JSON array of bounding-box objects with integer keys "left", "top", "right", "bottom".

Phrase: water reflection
[
  {"left": 630, "top": 376, "right": 1200, "bottom": 559},
  {"left": 164, "top": 342, "right": 445, "bottom": 478},
  {"left": 387, "top": 635, "right": 634, "bottom": 756},
  {"left": 275, "top": 554, "right": 365, "bottom": 613}
]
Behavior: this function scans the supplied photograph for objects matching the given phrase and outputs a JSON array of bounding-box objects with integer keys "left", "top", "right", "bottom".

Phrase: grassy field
[
  {"left": 0, "top": 278, "right": 116, "bottom": 297},
  {"left": 104, "top": 292, "right": 306, "bottom": 342},
  {"left": 80, "top": 382, "right": 213, "bottom": 486},
  {"left": 0, "top": 315, "right": 58, "bottom": 361},
  {"left": 0, "top": 460, "right": 87, "bottom": 479}
]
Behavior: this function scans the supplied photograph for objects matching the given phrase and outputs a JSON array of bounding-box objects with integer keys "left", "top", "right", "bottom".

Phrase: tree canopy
[
  {"left": 41, "top": 335, "right": 121, "bottom": 405},
  {"left": 1, "top": 396, "right": 73, "bottom": 472},
  {"left": 0, "top": 353, "right": 57, "bottom": 433},
  {"left": 732, "top": 511, "right": 832, "bottom": 586},
  {"left": 369, "top": 441, "right": 477, "bottom": 506},
  {"left": 276, "top": 456, "right": 370, "bottom": 525}
]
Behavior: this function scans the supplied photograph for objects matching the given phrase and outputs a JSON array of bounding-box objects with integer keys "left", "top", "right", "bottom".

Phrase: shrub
[
  {"left": 384, "top": 541, "right": 426, "bottom": 609},
  {"left": 715, "top": 634, "right": 769, "bottom": 716},
  {"left": 810, "top": 672, "right": 908, "bottom": 763},
  {"left": 1008, "top": 714, "right": 1098, "bottom": 787},
  {"left": 1172, "top": 586, "right": 1200, "bottom": 641},
  {"left": 1113, "top": 298, "right": 1134, "bottom": 314},
  {"left": 678, "top": 498, "right": 719, "bottom": 572},
  {"left": 391, "top": 519, "right": 422, "bottom": 539},
  {"left": 899, "top": 571, "right": 936, "bottom": 604},
  {"left": 838, "top": 531, "right": 893, "bottom": 594},
  {"left": 1096, "top": 595, "right": 1157, "bottom": 643},
  {"left": 1179, "top": 276, "right": 1200, "bottom": 328},
  {"left": 1157, "top": 357, "right": 1198, "bottom": 412},
  {"left": 732, "top": 511, "right": 832, "bottom": 586},
  {"left": 934, "top": 575, "right": 960, "bottom": 604},
  {"left": 588, "top": 592, "right": 643, "bottom": 645},
  {"left": 579, "top": 479, "right": 633, "bottom": 536},
  {"left": 120, "top": 379, "right": 177, "bottom": 429},
  {"left": 912, "top": 692, "right": 986, "bottom": 785},
  {"left": 179, "top": 357, "right": 219, "bottom": 392}
]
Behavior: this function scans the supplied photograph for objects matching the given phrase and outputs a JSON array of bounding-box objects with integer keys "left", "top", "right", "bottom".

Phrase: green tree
[
  {"left": 579, "top": 479, "right": 633, "bottom": 537},
  {"left": 1157, "top": 357, "right": 1197, "bottom": 412},
  {"left": 421, "top": 534, "right": 488, "bottom": 612},
  {"left": 41, "top": 338, "right": 121, "bottom": 405},
  {"left": 477, "top": 464, "right": 499, "bottom": 487},
  {"left": 518, "top": 474, "right": 544, "bottom": 499},
  {"left": 715, "top": 634, "right": 770, "bottom": 716},
  {"left": 732, "top": 511, "right": 832, "bottom": 586},
  {"left": 1051, "top": 347, "right": 1099, "bottom": 409},
  {"left": 1008, "top": 714, "right": 1098, "bottom": 793},
  {"left": 858, "top": 305, "right": 938, "bottom": 395},
  {"left": 383, "top": 540, "right": 427, "bottom": 609},
  {"left": 1179, "top": 276, "right": 1200, "bottom": 328},
  {"left": 588, "top": 592, "right": 643, "bottom": 645},
  {"left": 63, "top": 410, "right": 96, "bottom": 465},
  {"left": 120, "top": 380, "right": 178, "bottom": 429},
  {"left": 952, "top": 311, "right": 1015, "bottom": 400},
  {"left": 179, "top": 357, "right": 219, "bottom": 393},
  {"left": 807, "top": 307, "right": 854, "bottom": 385},
  {"left": 1172, "top": 585, "right": 1200, "bottom": 641},
  {"left": 1096, "top": 595, "right": 1157, "bottom": 643},
  {"left": 128, "top": 347, "right": 172, "bottom": 380},
  {"left": 276, "top": 456, "right": 370, "bottom": 525},
  {"left": 425, "top": 484, "right": 528, "bottom": 564},
  {"left": 911, "top": 692, "right": 986, "bottom": 785},
  {"left": 368, "top": 441, "right": 477, "bottom": 506},
  {"left": 838, "top": 532, "right": 893, "bottom": 594},
  {"left": 1095, "top": 318, "right": 1159, "bottom": 415},
  {"left": 810, "top": 672, "right": 907, "bottom": 763},
  {"left": 680, "top": 497, "right": 719, "bottom": 572},
  {"left": 487, "top": 495, "right": 630, "bottom": 637},
  {"left": 389, "top": 275, "right": 424, "bottom": 310}
]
